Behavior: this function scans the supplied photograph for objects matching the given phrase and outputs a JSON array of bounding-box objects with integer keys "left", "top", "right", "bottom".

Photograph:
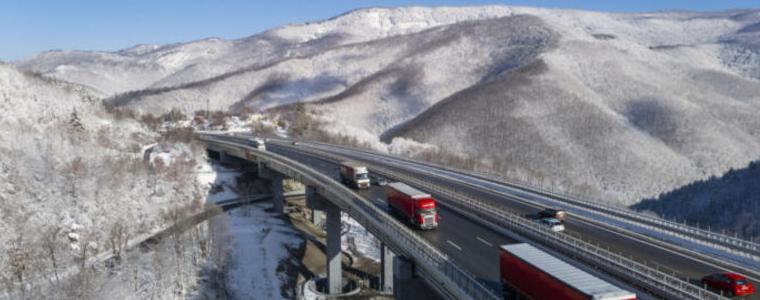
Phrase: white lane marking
[
  {"left": 447, "top": 240, "right": 462, "bottom": 251},
  {"left": 283, "top": 140, "right": 760, "bottom": 282},
  {"left": 477, "top": 236, "right": 493, "bottom": 247}
]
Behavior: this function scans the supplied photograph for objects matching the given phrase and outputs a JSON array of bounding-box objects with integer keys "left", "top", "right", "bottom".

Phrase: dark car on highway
[{"left": 538, "top": 208, "right": 567, "bottom": 222}]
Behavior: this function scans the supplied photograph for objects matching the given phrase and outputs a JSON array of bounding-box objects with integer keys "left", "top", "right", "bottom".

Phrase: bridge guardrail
[
  {"left": 285, "top": 142, "right": 727, "bottom": 300},
  {"left": 297, "top": 139, "right": 760, "bottom": 261},
  {"left": 201, "top": 135, "right": 501, "bottom": 300}
]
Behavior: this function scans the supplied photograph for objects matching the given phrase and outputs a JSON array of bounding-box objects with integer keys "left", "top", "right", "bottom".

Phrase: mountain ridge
[{"left": 13, "top": 5, "right": 760, "bottom": 205}]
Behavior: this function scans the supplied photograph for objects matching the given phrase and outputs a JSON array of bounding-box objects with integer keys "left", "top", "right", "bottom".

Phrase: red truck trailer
[
  {"left": 499, "top": 243, "right": 636, "bottom": 300},
  {"left": 385, "top": 182, "right": 438, "bottom": 230}
]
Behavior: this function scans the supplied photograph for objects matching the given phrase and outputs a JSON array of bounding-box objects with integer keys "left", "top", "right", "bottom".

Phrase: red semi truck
[
  {"left": 385, "top": 182, "right": 438, "bottom": 230},
  {"left": 499, "top": 243, "right": 636, "bottom": 300}
]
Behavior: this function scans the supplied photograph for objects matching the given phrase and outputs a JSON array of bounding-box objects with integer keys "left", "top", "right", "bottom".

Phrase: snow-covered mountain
[{"left": 14, "top": 6, "right": 760, "bottom": 205}]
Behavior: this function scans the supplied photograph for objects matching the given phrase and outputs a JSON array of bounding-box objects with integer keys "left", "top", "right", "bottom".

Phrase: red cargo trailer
[
  {"left": 499, "top": 243, "right": 636, "bottom": 300},
  {"left": 385, "top": 182, "right": 438, "bottom": 230}
]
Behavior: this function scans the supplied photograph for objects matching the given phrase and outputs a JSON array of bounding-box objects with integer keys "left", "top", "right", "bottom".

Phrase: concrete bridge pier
[
  {"left": 270, "top": 172, "right": 285, "bottom": 214},
  {"left": 305, "top": 186, "right": 325, "bottom": 229},
  {"left": 305, "top": 185, "right": 343, "bottom": 294},
  {"left": 381, "top": 243, "right": 395, "bottom": 293},
  {"left": 393, "top": 256, "right": 415, "bottom": 300},
  {"left": 325, "top": 197, "right": 343, "bottom": 294},
  {"left": 256, "top": 157, "right": 269, "bottom": 178},
  {"left": 255, "top": 159, "right": 286, "bottom": 214}
]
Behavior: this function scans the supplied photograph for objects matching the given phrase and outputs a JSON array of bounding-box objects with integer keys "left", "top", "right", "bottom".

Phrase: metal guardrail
[
  {"left": 298, "top": 139, "right": 760, "bottom": 260},
  {"left": 506, "top": 181, "right": 760, "bottom": 259},
  {"left": 285, "top": 142, "right": 727, "bottom": 300},
  {"left": 200, "top": 135, "right": 500, "bottom": 300}
]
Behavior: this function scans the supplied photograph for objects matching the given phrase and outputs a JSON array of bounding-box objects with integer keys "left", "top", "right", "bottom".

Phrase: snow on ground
[
  {"left": 198, "top": 160, "right": 304, "bottom": 299},
  {"left": 147, "top": 142, "right": 194, "bottom": 167},
  {"left": 195, "top": 160, "right": 241, "bottom": 202},
  {"left": 214, "top": 203, "right": 303, "bottom": 299},
  {"left": 342, "top": 213, "right": 381, "bottom": 261}
]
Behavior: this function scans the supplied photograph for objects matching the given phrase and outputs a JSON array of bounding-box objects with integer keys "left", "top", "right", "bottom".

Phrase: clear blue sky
[{"left": 1, "top": 0, "right": 755, "bottom": 61}]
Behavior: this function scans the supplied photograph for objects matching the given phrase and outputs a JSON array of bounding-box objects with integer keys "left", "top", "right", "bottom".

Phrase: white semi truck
[{"left": 339, "top": 161, "right": 370, "bottom": 189}]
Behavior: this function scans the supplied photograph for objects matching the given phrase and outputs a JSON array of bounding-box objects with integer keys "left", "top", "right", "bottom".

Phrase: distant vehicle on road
[
  {"left": 375, "top": 177, "right": 389, "bottom": 186},
  {"left": 248, "top": 138, "right": 266, "bottom": 151},
  {"left": 291, "top": 141, "right": 298, "bottom": 145},
  {"left": 537, "top": 218, "right": 565, "bottom": 232},
  {"left": 701, "top": 272, "right": 754, "bottom": 297},
  {"left": 339, "top": 161, "right": 370, "bottom": 189},
  {"left": 539, "top": 208, "right": 567, "bottom": 222},
  {"left": 385, "top": 182, "right": 438, "bottom": 230},
  {"left": 500, "top": 243, "right": 636, "bottom": 300}
]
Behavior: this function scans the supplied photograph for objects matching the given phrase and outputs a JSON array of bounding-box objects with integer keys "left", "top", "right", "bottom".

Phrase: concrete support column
[
  {"left": 380, "top": 243, "right": 394, "bottom": 293},
  {"left": 256, "top": 158, "right": 269, "bottom": 178},
  {"left": 305, "top": 186, "right": 326, "bottom": 229},
  {"left": 219, "top": 151, "right": 230, "bottom": 163},
  {"left": 312, "top": 208, "right": 325, "bottom": 229},
  {"left": 270, "top": 173, "right": 285, "bottom": 214},
  {"left": 325, "top": 201, "right": 342, "bottom": 294},
  {"left": 393, "top": 256, "right": 414, "bottom": 300}
]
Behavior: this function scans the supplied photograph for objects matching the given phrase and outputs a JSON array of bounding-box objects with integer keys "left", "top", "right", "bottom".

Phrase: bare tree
[
  {"left": 71, "top": 235, "right": 98, "bottom": 300},
  {"left": 108, "top": 220, "right": 130, "bottom": 265},
  {"left": 140, "top": 113, "right": 161, "bottom": 130},
  {"left": 210, "top": 111, "right": 229, "bottom": 130},
  {"left": 289, "top": 103, "right": 313, "bottom": 138},
  {"left": 7, "top": 237, "right": 31, "bottom": 299},
  {"left": 250, "top": 121, "right": 274, "bottom": 135},
  {"left": 41, "top": 225, "right": 63, "bottom": 285},
  {"left": 64, "top": 156, "right": 88, "bottom": 203},
  {"left": 209, "top": 212, "right": 232, "bottom": 295},
  {"left": 162, "top": 203, "right": 195, "bottom": 293},
  {"left": 190, "top": 222, "right": 210, "bottom": 268},
  {"left": 148, "top": 158, "right": 166, "bottom": 196},
  {"left": 68, "top": 109, "right": 85, "bottom": 131}
]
